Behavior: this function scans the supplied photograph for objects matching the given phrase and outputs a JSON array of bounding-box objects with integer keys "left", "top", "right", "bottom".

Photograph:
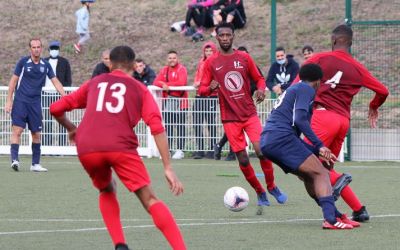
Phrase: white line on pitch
[{"left": 1, "top": 214, "right": 400, "bottom": 236}]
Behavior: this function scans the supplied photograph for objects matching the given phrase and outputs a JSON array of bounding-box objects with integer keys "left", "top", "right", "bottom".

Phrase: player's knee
[
  {"left": 237, "top": 157, "right": 249, "bottom": 166},
  {"left": 99, "top": 179, "right": 116, "bottom": 193}
]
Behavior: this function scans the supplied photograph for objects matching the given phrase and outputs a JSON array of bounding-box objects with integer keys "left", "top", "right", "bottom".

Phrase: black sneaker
[
  {"left": 193, "top": 151, "right": 204, "bottom": 159},
  {"left": 225, "top": 151, "right": 236, "bottom": 161},
  {"left": 214, "top": 144, "right": 222, "bottom": 160},
  {"left": 332, "top": 173, "right": 352, "bottom": 201},
  {"left": 115, "top": 243, "right": 130, "bottom": 250},
  {"left": 352, "top": 206, "right": 370, "bottom": 222}
]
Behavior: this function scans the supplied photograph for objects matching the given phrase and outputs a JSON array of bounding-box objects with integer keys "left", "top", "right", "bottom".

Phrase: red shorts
[
  {"left": 78, "top": 152, "right": 150, "bottom": 192},
  {"left": 223, "top": 115, "right": 262, "bottom": 152},
  {"left": 309, "top": 109, "right": 350, "bottom": 156}
]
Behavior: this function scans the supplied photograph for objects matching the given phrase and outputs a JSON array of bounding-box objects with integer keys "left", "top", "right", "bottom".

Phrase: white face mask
[
  {"left": 277, "top": 59, "right": 286, "bottom": 65},
  {"left": 49, "top": 49, "right": 59, "bottom": 58}
]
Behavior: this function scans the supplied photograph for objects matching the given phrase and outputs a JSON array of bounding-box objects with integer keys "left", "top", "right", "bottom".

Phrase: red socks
[
  {"left": 99, "top": 192, "right": 125, "bottom": 246},
  {"left": 330, "top": 169, "right": 363, "bottom": 211},
  {"left": 239, "top": 164, "right": 265, "bottom": 194},
  {"left": 149, "top": 201, "right": 186, "bottom": 250},
  {"left": 260, "top": 159, "right": 276, "bottom": 191}
]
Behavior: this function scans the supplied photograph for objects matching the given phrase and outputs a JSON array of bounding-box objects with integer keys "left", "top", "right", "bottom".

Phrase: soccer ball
[{"left": 223, "top": 186, "right": 249, "bottom": 212}]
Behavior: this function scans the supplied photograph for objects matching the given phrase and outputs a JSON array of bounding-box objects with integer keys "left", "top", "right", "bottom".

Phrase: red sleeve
[
  {"left": 194, "top": 59, "right": 204, "bottom": 83},
  {"left": 141, "top": 89, "right": 165, "bottom": 135},
  {"left": 198, "top": 58, "right": 213, "bottom": 96},
  {"left": 153, "top": 67, "right": 166, "bottom": 87},
  {"left": 247, "top": 54, "right": 266, "bottom": 92},
  {"left": 50, "top": 81, "right": 89, "bottom": 117},
  {"left": 357, "top": 64, "right": 389, "bottom": 110}
]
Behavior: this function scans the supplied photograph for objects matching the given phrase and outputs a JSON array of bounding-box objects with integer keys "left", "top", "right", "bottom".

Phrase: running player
[
  {"left": 50, "top": 46, "right": 186, "bottom": 250},
  {"left": 298, "top": 24, "right": 389, "bottom": 222},
  {"left": 199, "top": 22, "right": 287, "bottom": 213},
  {"left": 261, "top": 63, "right": 358, "bottom": 229}
]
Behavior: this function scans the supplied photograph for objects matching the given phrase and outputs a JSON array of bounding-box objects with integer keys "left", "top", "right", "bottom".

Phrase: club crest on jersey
[
  {"left": 224, "top": 71, "right": 244, "bottom": 92},
  {"left": 40, "top": 66, "right": 45, "bottom": 73},
  {"left": 234, "top": 60, "right": 243, "bottom": 69}
]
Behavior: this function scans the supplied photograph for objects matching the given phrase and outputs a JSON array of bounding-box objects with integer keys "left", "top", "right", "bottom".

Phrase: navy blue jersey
[
  {"left": 14, "top": 56, "right": 55, "bottom": 103},
  {"left": 264, "top": 82, "right": 314, "bottom": 134}
]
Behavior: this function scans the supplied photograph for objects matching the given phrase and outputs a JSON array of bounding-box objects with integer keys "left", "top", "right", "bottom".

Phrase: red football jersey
[
  {"left": 50, "top": 70, "right": 164, "bottom": 155},
  {"left": 199, "top": 50, "right": 265, "bottom": 122},
  {"left": 301, "top": 50, "right": 389, "bottom": 118}
]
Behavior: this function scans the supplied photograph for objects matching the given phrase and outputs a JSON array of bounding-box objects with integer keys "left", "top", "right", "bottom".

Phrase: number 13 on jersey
[{"left": 96, "top": 82, "right": 126, "bottom": 113}]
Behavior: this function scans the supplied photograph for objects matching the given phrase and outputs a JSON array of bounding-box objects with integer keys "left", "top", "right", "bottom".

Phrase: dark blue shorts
[
  {"left": 261, "top": 131, "right": 315, "bottom": 174},
  {"left": 11, "top": 100, "right": 42, "bottom": 132}
]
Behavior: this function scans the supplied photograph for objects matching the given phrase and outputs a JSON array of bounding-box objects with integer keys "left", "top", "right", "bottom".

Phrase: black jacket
[
  {"left": 92, "top": 62, "right": 110, "bottom": 78},
  {"left": 133, "top": 65, "right": 156, "bottom": 86},
  {"left": 45, "top": 56, "right": 72, "bottom": 86},
  {"left": 265, "top": 55, "right": 299, "bottom": 91}
]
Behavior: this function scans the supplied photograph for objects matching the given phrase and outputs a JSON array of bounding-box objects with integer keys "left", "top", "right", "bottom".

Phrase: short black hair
[
  {"left": 215, "top": 22, "right": 235, "bottom": 34},
  {"left": 302, "top": 45, "right": 314, "bottom": 54},
  {"left": 168, "top": 50, "right": 178, "bottom": 55},
  {"left": 299, "top": 63, "right": 323, "bottom": 82},
  {"left": 135, "top": 58, "right": 145, "bottom": 64},
  {"left": 332, "top": 24, "right": 353, "bottom": 39},
  {"left": 110, "top": 46, "right": 135, "bottom": 65},
  {"left": 275, "top": 46, "right": 285, "bottom": 53},
  {"left": 237, "top": 46, "right": 248, "bottom": 53}
]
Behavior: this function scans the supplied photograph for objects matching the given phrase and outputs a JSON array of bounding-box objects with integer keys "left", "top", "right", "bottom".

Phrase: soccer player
[
  {"left": 298, "top": 24, "right": 389, "bottom": 222},
  {"left": 5, "top": 38, "right": 65, "bottom": 172},
  {"left": 199, "top": 22, "right": 287, "bottom": 213},
  {"left": 50, "top": 46, "right": 186, "bottom": 250},
  {"left": 261, "top": 63, "right": 358, "bottom": 229}
]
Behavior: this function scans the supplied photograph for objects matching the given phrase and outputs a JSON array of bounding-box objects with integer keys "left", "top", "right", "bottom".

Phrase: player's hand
[
  {"left": 272, "top": 85, "right": 282, "bottom": 95},
  {"left": 319, "top": 147, "right": 337, "bottom": 165},
  {"left": 368, "top": 107, "right": 378, "bottom": 128},
  {"left": 68, "top": 127, "right": 77, "bottom": 145},
  {"left": 254, "top": 90, "right": 265, "bottom": 104},
  {"left": 5, "top": 100, "right": 12, "bottom": 113},
  {"left": 164, "top": 167, "right": 184, "bottom": 196},
  {"left": 210, "top": 81, "right": 219, "bottom": 91}
]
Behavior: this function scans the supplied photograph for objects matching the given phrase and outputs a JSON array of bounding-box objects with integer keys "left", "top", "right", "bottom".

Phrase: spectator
[
  {"left": 50, "top": 45, "right": 186, "bottom": 250},
  {"left": 265, "top": 46, "right": 300, "bottom": 95},
  {"left": 211, "top": 0, "right": 246, "bottom": 36},
  {"left": 43, "top": 40, "right": 72, "bottom": 146},
  {"left": 302, "top": 45, "right": 314, "bottom": 61},
  {"left": 182, "top": 0, "right": 215, "bottom": 36},
  {"left": 5, "top": 38, "right": 65, "bottom": 172},
  {"left": 74, "top": 0, "right": 95, "bottom": 54},
  {"left": 153, "top": 51, "right": 188, "bottom": 160},
  {"left": 192, "top": 41, "right": 218, "bottom": 159},
  {"left": 133, "top": 58, "right": 156, "bottom": 86},
  {"left": 92, "top": 49, "right": 111, "bottom": 78}
]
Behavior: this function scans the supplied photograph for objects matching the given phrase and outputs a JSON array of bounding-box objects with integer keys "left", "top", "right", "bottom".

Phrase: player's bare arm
[
  {"left": 368, "top": 107, "right": 379, "bottom": 128},
  {"left": 5, "top": 75, "right": 19, "bottom": 113},
  {"left": 51, "top": 77, "right": 66, "bottom": 96},
  {"left": 53, "top": 114, "right": 77, "bottom": 144},
  {"left": 153, "top": 132, "right": 184, "bottom": 196}
]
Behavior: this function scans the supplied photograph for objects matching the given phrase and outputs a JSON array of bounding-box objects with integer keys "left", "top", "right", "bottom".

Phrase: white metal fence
[{"left": 0, "top": 86, "right": 275, "bottom": 158}]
